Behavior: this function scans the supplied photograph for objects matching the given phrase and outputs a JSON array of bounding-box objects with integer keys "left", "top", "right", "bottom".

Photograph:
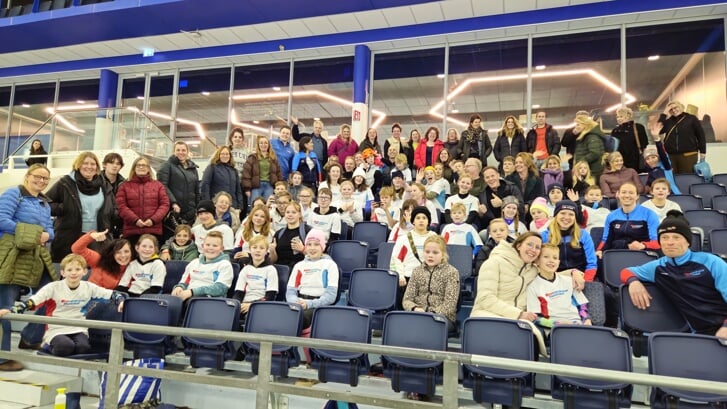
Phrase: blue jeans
[
  {"left": 0, "top": 273, "right": 54, "bottom": 363},
  {"left": 249, "top": 181, "right": 273, "bottom": 210}
]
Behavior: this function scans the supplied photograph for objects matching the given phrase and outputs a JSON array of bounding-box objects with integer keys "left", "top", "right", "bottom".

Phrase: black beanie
[
  {"left": 410, "top": 206, "right": 431, "bottom": 225},
  {"left": 658, "top": 210, "right": 692, "bottom": 244}
]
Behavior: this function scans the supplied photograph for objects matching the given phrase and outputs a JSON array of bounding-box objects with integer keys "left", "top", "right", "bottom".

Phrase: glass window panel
[
  {"left": 291, "top": 56, "right": 354, "bottom": 145},
  {"left": 0, "top": 86, "right": 10, "bottom": 163},
  {"left": 231, "top": 62, "right": 290, "bottom": 143},
  {"left": 626, "top": 20, "right": 726, "bottom": 142},
  {"left": 372, "top": 48, "right": 445, "bottom": 146},
  {"left": 177, "top": 67, "right": 231, "bottom": 146},
  {"left": 11, "top": 82, "right": 56, "bottom": 163},
  {"left": 532, "top": 30, "right": 621, "bottom": 130}
]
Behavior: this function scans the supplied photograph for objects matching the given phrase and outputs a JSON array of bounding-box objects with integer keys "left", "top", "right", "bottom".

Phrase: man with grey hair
[
  {"left": 657, "top": 101, "right": 706, "bottom": 174},
  {"left": 291, "top": 116, "right": 328, "bottom": 167}
]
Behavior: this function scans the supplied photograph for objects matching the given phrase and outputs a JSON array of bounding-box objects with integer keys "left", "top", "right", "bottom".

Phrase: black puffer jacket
[
  {"left": 46, "top": 174, "right": 117, "bottom": 262},
  {"left": 157, "top": 155, "right": 200, "bottom": 223}
]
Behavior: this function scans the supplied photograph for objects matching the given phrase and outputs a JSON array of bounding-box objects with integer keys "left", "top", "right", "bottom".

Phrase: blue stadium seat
[
  {"left": 589, "top": 227, "right": 604, "bottom": 248},
  {"left": 39, "top": 1, "right": 52, "bottom": 11},
  {"left": 618, "top": 283, "right": 689, "bottom": 357},
  {"left": 649, "top": 332, "right": 727, "bottom": 408},
  {"left": 163, "top": 260, "right": 189, "bottom": 294},
  {"left": 309, "top": 306, "right": 371, "bottom": 386},
  {"left": 668, "top": 194, "right": 703, "bottom": 212},
  {"left": 182, "top": 298, "right": 240, "bottom": 370},
  {"left": 638, "top": 194, "right": 651, "bottom": 204},
  {"left": 7, "top": 5, "right": 23, "bottom": 16},
  {"left": 674, "top": 174, "right": 705, "bottom": 197},
  {"left": 352, "top": 221, "right": 389, "bottom": 267},
  {"left": 381, "top": 311, "right": 448, "bottom": 397},
  {"left": 347, "top": 268, "right": 398, "bottom": 331},
  {"left": 51, "top": 0, "right": 68, "bottom": 10},
  {"left": 273, "top": 264, "right": 290, "bottom": 301},
  {"left": 328, "top": 240, "right": 368, "bottom": 291},
  {"left": 244, "top": 301, "right": 303, "bottom": 378},
  {"left": 712, "top": 173, "right": 727, "bottom": 186},
  {"left": 446, "top": 244, "right": 474, "bottom": 283},
  {"left": 226, "top": 262, "right": 241, "bottom": 298},
  {"left": 684, "top": 210, "right": 727, "bottom": 252},
  {"left": 690, "top": 227, "right": 703, "bottom": 252},
  {"left": 712, "top": 195, "right": 727, "bottom": 213},
  {"left": 582, "top": 281, "right": 606, "bottom": 326},
  {"left": 689, "top": 182, "right": 726, "bottom": 208},
  {"left": 550, "top": 325, "right": 633, "bottom": 409},
  {"left": 377, "top": 242, "right": 394, "bottom": 270},
  {"left": 710, "top": 228, "right": 727, "bottom": 260},
  {"left": 461, "top": 318, "right": 535, "bottom": 407},
  {"left": 123, "top": 295, "right": 181, "bottom": 358},
  {"left": 602, "top": 249, "right": 658, "bottom": 288}
]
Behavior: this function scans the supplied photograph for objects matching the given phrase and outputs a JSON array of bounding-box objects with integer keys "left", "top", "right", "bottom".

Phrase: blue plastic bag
[
  {"left": 694, "top": 158, "right": 712, "bottom": 182},
  {"left": 99, "top": 358, "right": 164, "bottom": 409}
]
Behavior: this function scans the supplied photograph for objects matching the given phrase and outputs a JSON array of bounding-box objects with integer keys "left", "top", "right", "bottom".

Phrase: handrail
[{"left": 1, "top": 313, "right": 725, "bottom": 409}]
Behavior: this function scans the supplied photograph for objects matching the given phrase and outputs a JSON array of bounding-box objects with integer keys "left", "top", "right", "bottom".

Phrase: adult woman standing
[
  {"left": 611, "top": 107, "right": 648, "bottom": 172},
  {"left": 26, "top": 139, "right": 48, "bottom": 166},
  {"left": 505, "top": 152, "right": 544, "bottom": 214},
  {"left": 291, "top": 136, "right": 322, "bottom": 190},
  {"left": 0, "top": 164, "right": 57, "bottom": 371},
  {"left": 359, "top": 128, "right": 382, "bottom": 155},
  {"left": 328, "top": 124, "right": 359, "bottom": 165},
  {"left": 201, "top": 145, "right": 245, "bottom": 210},
  {"left": 228, "top": 127, "right": 251, "bottom": 176},
  {"left": 458, "top": 113, "right": 493, "bottom": 167},
  {"left": 383, "top": 123, "right": 413, "bottom": 170},
  {"left": 242, "top": 135, "right": 283, "bottom": 209},
  {"left": 46, "top": 152, "right": 116, "bottom": 262},
  {"left": 493, "top": 115, "right": 527, "bottom": 168},
  {"left": 658, "top": 101, "right": 707, "bottom": 174},
  {"left": 443, "top": 128, "right": 461, "bottom": 160},
  {"left": 541, "top": 201, "right": 597, "bottom": 281},
  {"left": 157, "top": 141, "right": 200, "bottom": 226},
  {"left": 116, "top": 157, "right": 170, "bottom": 246},
  {"left": 471, "top": 232, "right": 584, "bottom": 319},
  {"left": 599, "top": 151, "right": 644, "bottom": 198},
  {"left": 414, "top": 126, "right": 444, "bottom": 170},
  {"left": 571, "top": 114, "right": 606, "bottom": 182}
]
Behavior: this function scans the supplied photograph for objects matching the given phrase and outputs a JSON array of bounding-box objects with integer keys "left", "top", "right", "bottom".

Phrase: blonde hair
[
  {"left": 128, "top": 157, "right": 153, "bottom": 180},
  {"left": 243, "top": 204, "right": 272, "bottom": 242},
  {"left": 547, "top": 209, "right": 582, "bottom": 249},
  {"left": 72, "top": 151, "right": 101, "bottom": 174},
  {"left": 450, "top": 202, "right": 467, "bottom": 214},
  {"left": 60, "top": 253, "right": 87, "bottom": 271},
  {"left": 211, "top": 145, "right": 235, "bottom": 168},
  {"left": 500, "top": 115, "right": 524, "bottom": 138},
  {"left": 573, "top": 160, "right": 596, "bottom": 187},
  {"left": 378, "top": 186, "right": 394, "bottom": 198},
  {"left": 247, "top": 235, "right": 270, "bottom": 250},
  {"left": 423, "top": 235, "right": 448, "bottom": 263},
  {"left": 394, "top": 153, "right": 408, "bottom": 165}
]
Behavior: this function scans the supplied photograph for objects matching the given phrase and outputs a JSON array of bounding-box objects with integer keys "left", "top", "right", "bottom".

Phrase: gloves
[
  {"left": 12, "top": 300, "right": 31, "bottom": 314},
  {"left": 110, "top": 291, "right": 128, "bottom": 304}
]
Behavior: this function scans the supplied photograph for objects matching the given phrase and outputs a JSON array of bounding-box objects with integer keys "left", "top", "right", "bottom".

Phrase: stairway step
[{"left": 0, "top": 369, "right": 82, "bottom": 406}]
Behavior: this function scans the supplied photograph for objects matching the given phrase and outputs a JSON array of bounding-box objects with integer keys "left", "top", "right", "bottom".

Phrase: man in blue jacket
[
  {"left": 271, "top": 125, "right": 296, "bottom": 180},
  {"left": 621, "top": 210, "right": 727, "bottom": 339}
]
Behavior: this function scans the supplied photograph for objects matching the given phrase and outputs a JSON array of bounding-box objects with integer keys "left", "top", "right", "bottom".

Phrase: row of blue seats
[{"left": 120, "top": 296, "right": 727, "bottom": 409}]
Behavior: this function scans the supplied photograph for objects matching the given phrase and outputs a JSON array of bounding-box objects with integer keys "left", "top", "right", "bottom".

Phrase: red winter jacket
[
  {"left": 116, "top": 175, "right": 170, "bottom": 236},
  {"left": 414, "top": 139, "right": 445, "bottom": 170}
]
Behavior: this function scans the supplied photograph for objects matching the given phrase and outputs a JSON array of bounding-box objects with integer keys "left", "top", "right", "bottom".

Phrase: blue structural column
[
  {"left": 95, "top": 69, "right": 118, "bottom": 150},
  {"left": 351, "top": 44, "right": 370, "bottom": 144}
]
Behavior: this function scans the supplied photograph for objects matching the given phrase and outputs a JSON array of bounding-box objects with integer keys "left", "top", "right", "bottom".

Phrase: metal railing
[{"left": 1, "top": 314, "right": 725, "bottom": 409}]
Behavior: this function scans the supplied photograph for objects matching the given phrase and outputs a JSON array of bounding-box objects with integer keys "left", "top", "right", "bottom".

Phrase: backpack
[{"left": 598, "top": 133, "right": 619, "bottom": 153}]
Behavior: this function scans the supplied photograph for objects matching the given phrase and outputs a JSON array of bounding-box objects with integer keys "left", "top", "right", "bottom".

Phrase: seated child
[
  {"left": 160, "top": 224, "right": 199, "bottom": 261},
  {"left": 643, "top": 126, "right": 681, "bottom": 194},
  {"left": 529, "top": 197, "right": 551, "bottom": 233},
  {"left": 393, "top": 153, "right": 413, "bottom": 183},
  {"left": 500, "top": 156, "right": 515, "bottom": 178},
  {"left": 288, "top": 172, "right": 304, "bottom": 201},
  {"left": 172, "top": 231, "right": 234, "bottom": 301},
  {"left": 269, "top": 192, "right": 292, "bottom": 232},
  {"left": 298, "top": 187, "right": 317, "bottom": 223},
  {"left": 191, "top": 200, "right": 235, "bottom": 254},
  {"left": 0, "top": 254, "right": 126, "bottom": 357},
  {"left": 582, "top": 185, "right": 611, "bottom": 232},
  {"left": 116, "top": 234, "right": 165, "bottom": 297},
  {"left": 419, "top": 165, "right": 449, "bottom": 210},
  {"left": 232, "top": 236, "right": 278, "bottom": 319},
  {"left": 388, "top": 199, "right": 416, "bottom": 242},
  {"left": 286, "top": 229, "right": 339, "bottom": 329},
  {"left": 501, "top": 196, "right": 528, "bottom": 239},
  {"left": 475, "top": 218, "right": 514, "bottom": 274},
  {"left": 371, "top": 186, "right": 399, "bottom": 229},
  {"left": 441, "top": 202, "right": 483, "bottom": 257},
  {"left": 390, "top": 206, "right": 437, "bottom": 289},
  {"left": 444, "top": 175, "right": 480, "bottom": 226},
  {"left": 332, "top": 180, "right": 363, "bottom": 229},
  {"left": 306, "top": 188, "right": 342, "bottom": 242},
  {"left": 641, "top": 178, "right": 682, "bottom": 222},
  {"left": 540, "top": 155, "right": 564, "bottom": 194},
  {"left": 526, "top": 244, "right": 591, "bottom": 328}
]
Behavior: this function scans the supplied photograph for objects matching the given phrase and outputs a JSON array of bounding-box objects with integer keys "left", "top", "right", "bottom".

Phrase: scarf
[
  {"left": 75, "top": 172, "right": 103, "bottom": 195},
  {"left": 464, "top": 126, "right": 484, "bottom": 143}
]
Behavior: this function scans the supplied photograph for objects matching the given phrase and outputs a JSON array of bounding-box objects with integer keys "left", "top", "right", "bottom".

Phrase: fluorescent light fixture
[
  {"left": 252, "top": 120, "right": 260, "bottom": 124},
  {"left": 430, "top": 68, "right": 636, "bottom": 127},
  {"left": 21, "top": 104, "right": 30, "bottom": 108},
  {"left": 314, "top": 117, "right": 320, "bottom": 121},
  {"left": 437, "top": 74, "right": 445, "bottom": 79},
  {"left": 648, "top": 55, "right": 660, "bottom": 61},
  {"left": 232, "top": 90, "right": 387, "bottom": 129},
  {"left": 142, "top": 48, "right": 155, "bottom": 57},
  {"left": 451, "top": 109, "right": 460, "bottom": 113},
  {"left": 147, "top": 110, "right": 207, "bottom": 139},
  {"left": 76, "top": 100, "right": 85, "bottom": 104},
  {"left": 201, "top": 91, "right": 210, "bottom": 96},
  {"left": 272, "top": 86, "right": 281, "bottom": 91},
  {"left": 532, "top": 104, "right": 541, "bottom": 109},
  {"left": 136, "top": 96, "right": 144, "bottom": 100},
  {"left": 47, "top": 104, "right": 99, "bottom": 112},
  {"left": 43, "top": 109, "right": 85, "bottom": 133},
  {"left": 535, "top": 65, "right": 546, "bottom": 70}
]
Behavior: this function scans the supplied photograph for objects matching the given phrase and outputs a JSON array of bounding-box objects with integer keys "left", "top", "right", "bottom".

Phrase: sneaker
[
  {"left": 18, "top": 339, "right": 41, "bottom": 351},
  {"left": 0, "top": 360, "right": 24, "bottom": 371}
]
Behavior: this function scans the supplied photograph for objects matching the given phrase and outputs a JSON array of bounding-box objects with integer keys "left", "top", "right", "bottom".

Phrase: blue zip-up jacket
[
  {"left": 541, "top": 229, "right": 597, "bottom": 280},
  {"left": 622, "top": 250, "right": 727, "bottom": 333},
  {"left": 291, "top": 152, "right": 322, "bottom": 186},
  {"left": 270, "top": 138, "right": 296, "bottom": 180},
  {"left": 599, "top": 205, "right": 660, "bottom": 251},
  {"left": 645, "top": 140, "right": 680, "bottom": 194},
  {"left": 0, "top": 186, "right": 54, "bottom": 241}
]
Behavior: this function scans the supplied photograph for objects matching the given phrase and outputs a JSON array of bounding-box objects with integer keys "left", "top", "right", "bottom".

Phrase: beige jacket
[{"left": 470, "top": 240, "right": 538, "bottom": 319}]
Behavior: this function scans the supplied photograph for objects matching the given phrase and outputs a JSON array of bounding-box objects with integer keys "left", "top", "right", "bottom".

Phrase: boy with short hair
[
  {"left": 306, "top": 188, "right": 341, "bottom": 242},
  {"left": 582, "top": 185, "right": 611, "bottom": 232},
  {"left": 441, "top": 203, "right": 483, "bottom": 257},
  {"left": 191, "top": 200, "right": 235, "bottom": 253},
  {"left": 394, "top": 154, "right": 413, "bottom": 183},
  {"left": 0, "top": 254, "right": 126, "bottom": 357},
  {"left": 641, "top": 178, "right": 682, "bottom": 222},
  {"left": 371, "top": 186, "right": 399, "bottom": 228},
  {"left": 444, "top": 175, "right": 480, "bottom": 225},
  {"left": 233, "top": 236, "right": 278, "bottom": 317},
  {"left": 172, "top": 231, "right": 234, "bottom": 301},
  {"left": 526, "top": 244, "right": 591, "bottom": 328}
]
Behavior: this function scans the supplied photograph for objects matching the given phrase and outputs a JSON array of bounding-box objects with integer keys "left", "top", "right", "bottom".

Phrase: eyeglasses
[
  {"left": 29, "top": 174, "right": 50, "bottom": 182},
  {"left": 318, "top": 196, "right": 331, "bottom": 201}
]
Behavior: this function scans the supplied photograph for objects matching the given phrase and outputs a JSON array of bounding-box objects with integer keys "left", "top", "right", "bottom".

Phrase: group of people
[{"left": 0, "top": 101, "right": 722, "bottom": 394}]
